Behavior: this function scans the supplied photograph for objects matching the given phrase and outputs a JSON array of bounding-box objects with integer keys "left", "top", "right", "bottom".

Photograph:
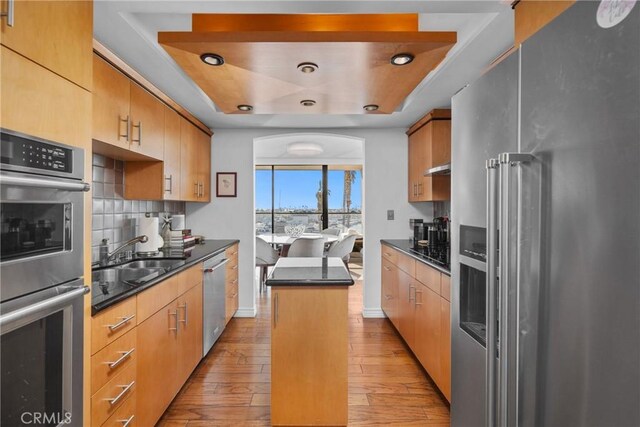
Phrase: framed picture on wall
[{"left": 216, "top": 172, "right": 237, "bottom": 197}]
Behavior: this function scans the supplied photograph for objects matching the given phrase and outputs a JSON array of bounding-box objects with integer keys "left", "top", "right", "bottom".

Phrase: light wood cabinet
[
  {"left": 179, "top": 118, "right": 211, "bottom": 202},
  {"left": 271, "top": 287, "right": 348, "bottom": 426},
  {"left": 407, "top": 109, "right": 451, "bottom": 202},
  {"left": 0, "top": 0, "right": 93, "bottom": 90},
  {"left": 136, "top": 300, "right": 179, "bottom": 427},
  {"left": 514, "top": 0, "right": 575, "bottom": 46},
  {"left": 129, "top": 82, "right": 165, "bottom": 159},
  {"left": 196, "top": 128, "right": 212, "bottom": 201},
  {"left": 225, "top": 244, "right": 239, "bottom": 324},
  {"left": 176, "top": 283, "right": 203, "bottom": 386},
  {"left": 381, "top": 244, "right": 451, "bottom": 402},
  {"left": 163, "top": 107, "right": 182, "bottom": 200}
]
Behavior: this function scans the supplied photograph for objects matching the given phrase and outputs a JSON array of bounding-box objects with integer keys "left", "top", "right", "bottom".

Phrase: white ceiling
[
  {"left": 94, "top": 1, "right": 514, "bottom": 130},
  {"left": 254, "top": 133, "right": 364, "bottom": 165}
]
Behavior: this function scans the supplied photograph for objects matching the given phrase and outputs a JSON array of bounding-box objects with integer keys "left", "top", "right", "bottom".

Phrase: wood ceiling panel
[{"left": 159, "top": 16, "right": 456, "bottom": 115}]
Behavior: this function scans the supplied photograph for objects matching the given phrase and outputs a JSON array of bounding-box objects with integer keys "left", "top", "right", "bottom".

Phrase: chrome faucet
[{"left": 94, "top": 235, "right": 148, "bottom": 267}]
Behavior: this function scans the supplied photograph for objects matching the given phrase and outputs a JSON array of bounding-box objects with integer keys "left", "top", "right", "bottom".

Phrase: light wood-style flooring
[{"left": 159, "top": 261, "right": 450, "bottom": 426}]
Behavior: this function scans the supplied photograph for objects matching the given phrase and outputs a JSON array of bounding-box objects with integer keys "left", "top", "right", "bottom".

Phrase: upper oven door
[{"left": 0, "top": 170, "right": 88, "bottom": 302}]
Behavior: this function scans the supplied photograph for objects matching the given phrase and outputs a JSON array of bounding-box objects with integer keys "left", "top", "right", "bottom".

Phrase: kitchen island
[{"left": 266, "top": 257, "right": 354, "bottom": 426}]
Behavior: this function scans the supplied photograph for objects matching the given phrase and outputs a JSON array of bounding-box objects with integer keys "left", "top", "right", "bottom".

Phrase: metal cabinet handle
[
  {"left": 106, "top": 348, "right": 135, "bottom": 369},
  {"left": 485, "top": 157, "right": 499, "bottom": 427},
  {"left": 231, "top": 265, "right": 238, "bottom": 271},
  {"left": 384, "top": 294, "right": 392, "bottom": 300},
  {"left": 418, "top": 182, "right": 423, "bottom": 196},
  {"left": 409, "top": 286, "right": 415, "bottom": 302},
  {"left": 119, "top": 116, "right": 130, "bottom": 141},
  {"left": 194, "top": 182, "right": 199, "bottom": 197},
  {"left": 1, "top": 0, "right": 14, "bottom": 26},
  {"left": 105, "top": 381, "right": 135, "bottom": 406},
  {"left": 132, "top": 121, "right": 142, "bottom": 145},
  {"left": 107, "top": 314, "right": 135, "bottom": 331},
  {"left": 165, "top": 175, "right": 173, "bottom": 193},
  {"left": 199, "top": 182, "right": 204, "bottom": 197},
  {"left": 383, "top": 266, "right": 391, "bottom": 271},
  {"left": 232, "top": 279, "right": 238, "bottom": 285},
  {"left": 118, "top": 415, "right": 135, "bottom": 427},
  {"left": 274, "top": 293, "right": 279, "bottom": 327},
  {"left": 384, "top": 252, "right": 392, "bottom": 257},
  {"left": 169, "top": 309, "right": 178, "bottom": 332},
  {"left": 415, "top": 289, "right": 423, "bottom": 306},
  {"left": 178, "top": 303, "right": 188, "bottom": 325}
]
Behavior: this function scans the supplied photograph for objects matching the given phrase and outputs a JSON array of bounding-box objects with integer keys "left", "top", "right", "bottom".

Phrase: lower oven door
[
  {"left": 0, "top": 170, "right": 89, "bottom": 302},
  {"left": 0, "top": 279, "right": 89, "bottom": 427}
]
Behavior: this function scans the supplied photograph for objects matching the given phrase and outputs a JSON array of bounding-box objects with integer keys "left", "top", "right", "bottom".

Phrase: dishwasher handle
[{"left": 203, "top": 258, "right": 229, "bottom": 273}]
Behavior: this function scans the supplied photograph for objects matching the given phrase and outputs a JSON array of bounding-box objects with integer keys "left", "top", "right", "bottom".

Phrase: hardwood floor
[{"left": 159, "top": 261, "right": 450, "bottom": 426}]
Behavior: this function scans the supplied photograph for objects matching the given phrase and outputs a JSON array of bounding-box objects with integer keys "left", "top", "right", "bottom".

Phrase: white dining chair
[
  {"left": 320, "top": 227, "right": 341, "bottom": 236},
  {"left": 326, "top": 234, "right": 357, "bottom": 269},
  {"left": 287, "top": 236, "right": 325, "bottom": 257},
  {"left": 256, "top": 236, "right": 280, "bottom": 293}
]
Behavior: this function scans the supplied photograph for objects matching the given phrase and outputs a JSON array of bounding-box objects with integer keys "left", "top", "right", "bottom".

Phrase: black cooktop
[{"left": 408, "top": 243, "right": 450, "bottom": 270}]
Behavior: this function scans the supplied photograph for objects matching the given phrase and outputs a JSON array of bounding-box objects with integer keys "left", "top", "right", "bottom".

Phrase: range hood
[{"left": 424, "top": 163, "right": 451, "bottom": 176}]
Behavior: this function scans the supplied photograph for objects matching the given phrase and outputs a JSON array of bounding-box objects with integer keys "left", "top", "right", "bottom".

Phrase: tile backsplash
[{"left": 91, "top": 154, "right": 185, "bottom": 262}]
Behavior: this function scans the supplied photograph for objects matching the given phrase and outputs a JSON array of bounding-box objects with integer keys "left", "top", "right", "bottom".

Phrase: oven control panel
[{"left": 1, "top": 131, "right": 72, "bottom": 173}]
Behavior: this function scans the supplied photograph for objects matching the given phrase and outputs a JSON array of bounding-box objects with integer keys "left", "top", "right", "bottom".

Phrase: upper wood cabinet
[
  {"left": 514, "top": 0, "right": 575, "bottom": 46},
  {"left": 0, "top": 0, "right": 93, "bottom": 90},
  {"left": 196, "top": 130, "right": 212, "bottom": 202},
  {"left": 407, "top": 109, "right": 451, "bottom": 202},
  {"left": 163, "top": 106, "right": 182, "bottom": 200},
  {"left": 93, "top": 55, "right": 131, "bottom": 151},
  {"left": 129, "top": 82, "right": 165, "bottom": 159},
  {"left": 180, "top": 118, "right": 211, "bottom": 202}
]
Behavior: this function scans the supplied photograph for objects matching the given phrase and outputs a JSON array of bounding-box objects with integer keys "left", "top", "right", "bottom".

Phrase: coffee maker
[{"left": 410, "top": 219, "right": 427, "bottom": 246}]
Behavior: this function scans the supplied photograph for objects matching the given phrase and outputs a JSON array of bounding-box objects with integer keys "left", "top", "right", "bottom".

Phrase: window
[{"left": 255, "top": 165, "right": 362, "bottom": 235}]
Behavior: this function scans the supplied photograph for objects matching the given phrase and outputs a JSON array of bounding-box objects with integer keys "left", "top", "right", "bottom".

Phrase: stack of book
[{"left": 169, "top": 229, "right": 197, "bottom": 248}]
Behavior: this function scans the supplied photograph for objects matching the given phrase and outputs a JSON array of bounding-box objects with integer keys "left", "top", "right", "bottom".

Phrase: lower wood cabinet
[
  {"left": 225, "top": 244, "right": 240, "bottom": 324},
  {"left": 380, "top": 244, "right": 451, "bottom": 402},
  {"left": 176, "top": 283, "right": 204, "bottom": 386}
]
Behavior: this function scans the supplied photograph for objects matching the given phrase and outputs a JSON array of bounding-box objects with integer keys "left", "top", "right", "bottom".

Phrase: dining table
[{"left": 257, "top": 233, "right": 338, "bottom": 256}]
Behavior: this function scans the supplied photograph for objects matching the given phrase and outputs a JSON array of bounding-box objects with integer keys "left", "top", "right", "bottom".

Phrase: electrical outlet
[{"left": 387, "top": 210, "right": 394, "bottom": 220}]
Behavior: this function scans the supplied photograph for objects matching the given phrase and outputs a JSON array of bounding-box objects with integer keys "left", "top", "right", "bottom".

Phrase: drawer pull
[
  {"left": 118, "top": 415, "right": 135, "bottom": 427},
  {"left": 384, "top": 295, "right": 392, "bottom": 300},
  {"left": 105, "top": 348, "right": 135, "bottom": 369},
  {"left": 178, "top": 303, "right": 188, "bottom": 325},
  {"left": 383, "top": 266, "right": 391, "bottom": 271},
  {"left": 106, "top": 381, "right": 135, "bottom": 406},
  {"left": 231, "top": 265, "right": 238, "bottom": 270},
  {"left": 169, "top": 309, "right": 179, "bottom": 332},
  {"left": 232, "top": 279, "right": 238, "bottom": 285},
  {"left": 230, "top": 292, "right": 238, "bottom": 298},
  {"left": 384, "top": 252, "right": 392, "bottom": 257},
  {"left": 107, "top": 314, "right": 135, "bottom": 331}
]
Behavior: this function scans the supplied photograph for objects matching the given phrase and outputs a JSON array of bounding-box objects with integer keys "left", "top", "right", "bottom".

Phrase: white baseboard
[
  {"left": 362, "top": 308, "right": 386, "bottom": 318},
  {"left": 234, "top": 307, "right": 257, "bottom": 318}
]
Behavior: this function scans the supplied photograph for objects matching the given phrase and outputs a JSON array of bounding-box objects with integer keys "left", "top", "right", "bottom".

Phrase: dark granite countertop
[
  {"left": 381, "top": 239, "right": 451, "bottom": 276},
  {"left": 265, "top": 257, "right": 355, "bottom": 286},
  {"left": 91, "top": 239, "right": 238, "bottom": 315}
]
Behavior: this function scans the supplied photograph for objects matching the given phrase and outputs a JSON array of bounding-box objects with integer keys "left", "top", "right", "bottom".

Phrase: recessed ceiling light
[
  {"left": 363, "top": 104, "right": 379, "bottom": 112},
  {"left": 297, "top": 62, "right": 319, "bottom": 73},
  {"left": 287, "top": 142, "right": 324, "bottom": 156},
  {"left": 300, "top": 100, "right": 316, "bottom": 107},
  {"left": 237, "top": 104, "right": 253, "bottom": 112},
  {"left": 200, "top": 53, "right": 224, "bottom": 66},
  {"left": 390, "top": 53, "right": 414, "bottom": 66}
]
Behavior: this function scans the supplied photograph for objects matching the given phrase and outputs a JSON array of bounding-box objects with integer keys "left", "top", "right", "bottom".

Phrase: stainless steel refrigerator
[{"left": 451, "top": 2, "right": 639, "bottom": 426}]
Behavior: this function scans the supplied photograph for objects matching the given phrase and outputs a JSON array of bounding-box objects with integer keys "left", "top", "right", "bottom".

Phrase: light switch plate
[{"left": 387, "top": 210, "right": 394, "bottom": 220}]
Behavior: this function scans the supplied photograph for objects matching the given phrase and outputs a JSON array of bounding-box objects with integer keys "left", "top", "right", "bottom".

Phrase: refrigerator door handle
[
  {"left": 485, "top": 158, "right": 500, "bottom": 427},
  {"left": 498, "top": 151, "right": 534, "bottom": 427}
]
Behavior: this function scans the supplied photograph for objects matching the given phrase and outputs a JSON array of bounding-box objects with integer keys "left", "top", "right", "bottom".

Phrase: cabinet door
[
  {"left": 129, "top": 82, "right": 164, "bottom": 160},
  {"left": 418, "top": 122, "right": 433, "bottom": 201},
  {"left": 408, "top": 132, "right": 418, "bottom": 201},
  {"left": 397, "top": 270, "right": 415, "bottom": 348},
  {"left": 136, "top": 301, "right": 178, "bottom": 427},
  {"left": 414, "top": 283, "right": 441, "bottom": 381},
  {"left": 381, "top": 259, "right": 399, "bottom": 328},
  {"left": 440, "top": 298, "right": 451, "bottom": 401},
  {"left": 179, "top": 118, "right": 199, "bottom": 201},
  {"left": 195, "top": 129, "right": 211, "bottom": 201},
  {"left": 93, "top": 55, "right": 131, "bottom": 149},
  {"left": 0, "top": 46, "right": 91, "bottom": 149},
  {"left": 0, "top": 0, "right": 92, "bottom": 90},
  {"left": 163, "top": 107, "right": 182, "bottom": 200},
  {"left": 177, "top": 283, "right": 203, "bottom": 386}
]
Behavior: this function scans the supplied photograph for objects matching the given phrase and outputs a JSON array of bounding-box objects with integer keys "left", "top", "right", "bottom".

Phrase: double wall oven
[{"left": 0, "top": 130, "right": 90, "bottom": 426}]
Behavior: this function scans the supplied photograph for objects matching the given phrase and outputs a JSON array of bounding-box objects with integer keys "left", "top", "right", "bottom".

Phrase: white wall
[{"left": 187, "top": 128, "right": 433, "bottom": 318}]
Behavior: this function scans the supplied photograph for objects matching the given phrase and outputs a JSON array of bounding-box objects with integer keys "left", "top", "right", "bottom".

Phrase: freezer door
[
  {"left": 518, "top": 2, "right": 640, "bottom": 426},
  {"left": 451, "top": 51, "right": 519, "bottom": 427}
]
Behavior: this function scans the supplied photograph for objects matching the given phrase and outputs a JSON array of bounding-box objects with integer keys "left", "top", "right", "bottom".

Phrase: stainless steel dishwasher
[{"left": 202, "top": 253, "right": 228, "bottom": 356}]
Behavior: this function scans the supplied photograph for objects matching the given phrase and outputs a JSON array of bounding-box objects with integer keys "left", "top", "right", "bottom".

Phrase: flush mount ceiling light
[
  {"left": 300, "top": 99, "right": 317, "bottom": 107},
  {"left": 297, "top": 62, "right": 319, "bottom": 73},
  {"left": 390, "top": 53, "right": 414, "bottom": 66},
  {"left": 286, "top": 142, "right": 324, "bottom": 156},
  {"left": 363, "top": 104, "right": 379, "bottom": 111},
  {"left": 200, "top": 53, "right": 224, "bottom": 66},
  {"left": 237, "top": 104, "right": 253, "bottom": 112}
]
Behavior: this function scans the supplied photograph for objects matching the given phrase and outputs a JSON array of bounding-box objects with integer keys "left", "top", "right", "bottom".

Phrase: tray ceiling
[{"left": 158, "top": 14, "right": 456, "bottom": 115}]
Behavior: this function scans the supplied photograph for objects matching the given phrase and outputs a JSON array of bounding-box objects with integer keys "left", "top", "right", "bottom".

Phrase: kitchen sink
[
  {"left": 92, "top": 267, "right": 166, "bottom": 286},
  {"left": 117, "top": 259, "right": 185, "bottom": 270}
]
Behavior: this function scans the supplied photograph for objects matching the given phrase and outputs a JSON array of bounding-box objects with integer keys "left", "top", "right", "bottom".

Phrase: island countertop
[{"left": 265, "top": 257, "right": 355, "bottom": 286}]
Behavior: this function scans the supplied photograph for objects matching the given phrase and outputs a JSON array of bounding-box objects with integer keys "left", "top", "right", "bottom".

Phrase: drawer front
[
  {"left": 92, "top": 329, "right": 137, "bottom": 395},
  {"left": 136, "top": 275, "right": 178, "bottom": 323},
  {"left": 226, "top": 258, "right": 239, "bottom": 276},
  {"left": 92, "top": 298, "right": 137, "bottom": 355},
  {"left": 178, "top": 262, "right": 203, "bottom": 295},
  {"left": 226, "top": 279, "right": 239, "bottom": 298},
  {"left": 440, "top": 274, "right": 451, "bottom": 301},
  {"left": 381, "top": 245, "right": 398, "bottom": 265},
  {"left": 416, "top": 261, "right": 441, "bottom": 295},
  {"left": 396, "top": 252, "right": 416, "bottom": 277},
  {"left": 102, "top": 391, "right": 136, "bottom": 427},
  {"left": 92, "top": 362, "right": 136, "bottom": 427}
]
